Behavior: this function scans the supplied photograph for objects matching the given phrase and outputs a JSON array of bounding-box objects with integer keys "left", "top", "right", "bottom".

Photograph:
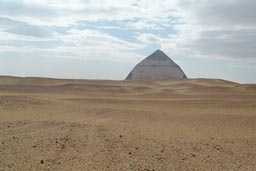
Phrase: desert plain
[{"left": 0, "top": 76, "right": 256, "bottom": 171}]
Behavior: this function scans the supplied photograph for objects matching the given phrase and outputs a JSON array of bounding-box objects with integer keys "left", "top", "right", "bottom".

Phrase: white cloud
[
  {"left": 127, "top": 20, "right": 162, "bottom": 30},
  {"left": 131, "top": 0, "right": 256, "bottom": 61},
  {"left": 0, "top": 0, "right": 177, "bottom": 26},
  {"left": 137, "top": 33, "right": 160, "bottom": 44},
  {"left": 0, "top": 0, "right": 256, "bottom": 62},
  {"left": 0, "top": 28, "right": 145, "bottom": 62},
  {"left": 57, "top": 29, "right": 145, "bottom": 61}
]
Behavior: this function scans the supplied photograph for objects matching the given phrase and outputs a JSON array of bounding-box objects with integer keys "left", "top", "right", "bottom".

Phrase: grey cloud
[
  {"left": 0, "top": 0, "right": 56, "bottom": 18},
  {"left": 0, "top": 17, "right": 53, "bottom": 38},
  {"left": 179, "top": 0, "right": 256, "bottom": 27},
  {"left": 201, "top": 0, "right": 256, "bottom": 26},
  {"left": 176, "top": 0, "right": 256, "bottom": 60},
  {"left": 192, "top": 29, "right": 256, "bottom": 59}
]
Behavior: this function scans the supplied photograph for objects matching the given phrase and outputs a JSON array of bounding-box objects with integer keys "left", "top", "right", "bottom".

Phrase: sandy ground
[{"left": 0, "top": 76, "right": 256, "bottom": 171}]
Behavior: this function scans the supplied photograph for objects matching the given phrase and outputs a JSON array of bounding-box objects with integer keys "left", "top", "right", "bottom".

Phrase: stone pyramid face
[{"left": 126, "top": 50, "right": 187, "bottom": 80}]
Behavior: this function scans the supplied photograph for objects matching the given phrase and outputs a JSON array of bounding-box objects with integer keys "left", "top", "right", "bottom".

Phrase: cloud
[
  {"left": 0, "top": 0, "right": 59, "bottom": 25},
  {"left": 55, "top": 29, "right": 145, "bottom": 61},
  {"left": 127, "top": 20, "right": 162, "bottom": 30},
  {"left": 189, "top": 28, "right": 256, "bottom": 60},
  {"left": 177, "top": 0, "right": 256, "bottom": 27},
  {"left": 168, "top": 0, "right": 256, "bottom": 60},
  {"left": 0, "top": 17, "right": 54, "bottom": 38},
  {"left": 0, "top": 0, "right": 177, "bottom": 26},
  {"left": 128, "top": 0, "right": 256, "bottom": 61},
  {"left": 0, "top": 0, "right": 256, "bottom": 62},
  {"left": 0, "top": 28, "right": 145, "bottom": 62},
  {"left": 137, "top": 33, "right": 160, "bottom": 44},
  {"left": 0, "top": 0, "right": 56, "bottom": 17}
]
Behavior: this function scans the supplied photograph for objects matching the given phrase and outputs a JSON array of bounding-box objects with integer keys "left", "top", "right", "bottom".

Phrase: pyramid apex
[
  {"left": 155, "top": 49, "right": 164, "bottom": 53},
  {"left": 153, "top": 49, "right": 165, "bottom": 54},
  {"left": 147, "top": 49, "right": 170, "bottom": 61}
]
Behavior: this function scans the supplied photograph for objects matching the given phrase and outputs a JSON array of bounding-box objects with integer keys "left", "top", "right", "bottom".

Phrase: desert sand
[{"left": 0, "top": 76, "right": 256, "bottom": 171}]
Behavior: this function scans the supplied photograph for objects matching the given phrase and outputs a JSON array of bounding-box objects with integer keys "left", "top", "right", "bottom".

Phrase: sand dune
[{"left": 0, "top": 76, "right": 256, "bottom": 170}]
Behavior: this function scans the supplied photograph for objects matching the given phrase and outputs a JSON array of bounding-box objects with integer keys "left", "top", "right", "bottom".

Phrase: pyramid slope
[{"left": 126, "top": 50, "right": 187, "bottom": 80}]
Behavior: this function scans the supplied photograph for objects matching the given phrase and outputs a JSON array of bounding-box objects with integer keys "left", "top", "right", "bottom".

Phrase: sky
[{"left": 0, "top": 0, "right": 256, "bottom": 83}]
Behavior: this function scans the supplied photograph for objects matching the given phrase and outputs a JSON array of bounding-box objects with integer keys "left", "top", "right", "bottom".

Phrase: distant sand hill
[{"left": 0, "top": 76, "right": 256, "bottom": 171}]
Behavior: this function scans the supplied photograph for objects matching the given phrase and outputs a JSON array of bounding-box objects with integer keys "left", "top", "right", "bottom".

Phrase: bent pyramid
[{"left": 126, "top": 50, "right": 187, "bottom": 80}]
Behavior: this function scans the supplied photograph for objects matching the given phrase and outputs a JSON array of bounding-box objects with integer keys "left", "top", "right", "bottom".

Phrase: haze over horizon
[{"left": 0, "top": 0, "right": 256, "bottom": 83}]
